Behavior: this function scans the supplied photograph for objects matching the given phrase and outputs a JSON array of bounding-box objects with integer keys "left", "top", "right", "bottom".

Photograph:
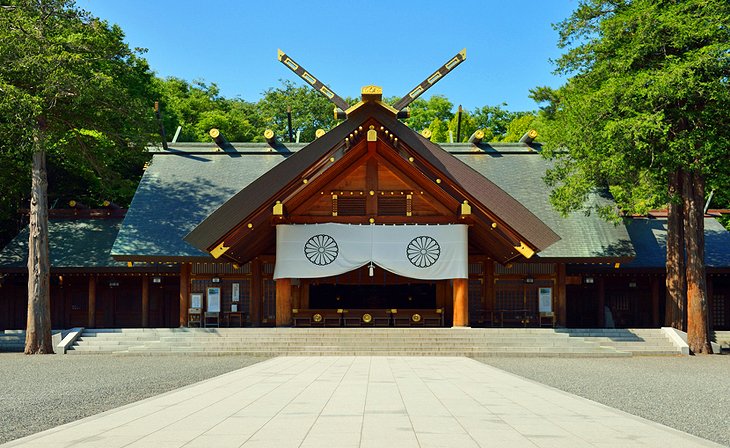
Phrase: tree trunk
[
  {"left": 25, "top": 118, "right": 54, "bottom": 354},
  {"left": 665, "top": 169, "right": 686, "bottom": 330},
  {"left": 682, "top": 169, "right": 711, "bottom": 354}
]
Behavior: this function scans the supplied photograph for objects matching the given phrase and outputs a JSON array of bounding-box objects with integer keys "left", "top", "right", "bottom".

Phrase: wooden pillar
[
  {"left": 178, "top": 263, "right": 191, "bottom": 327},
  {"left": 276, "top": 278, "right": 292, "bottom": 326},
  {"left": 452, "top": 278, "right": 469, "bottom": 327},
  {"left": 251, "top": 258, "right": 262, "bottom": 326},
  {"left": 87, "top": 276, "right": 96, "bottom": 328},
  {"left": 556, "top": 263, "right": 566, "bottom": 326},
  {"left": 597, "top": 277, "right": 606, "bottom": 328},
  {"left": 142, "top": 277, "right": 149, "bottom": 328}
]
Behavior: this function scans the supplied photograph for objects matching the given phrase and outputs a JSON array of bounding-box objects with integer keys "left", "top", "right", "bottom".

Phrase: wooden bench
[
  {"left": 292, "top": 309, "right": 342, "bottom": 327},
  {"left": 342, "top": 309, "right": 392, "bottom": 327},
  {"left": 391, "top": 309, "right": 444, "bottom": 327}
]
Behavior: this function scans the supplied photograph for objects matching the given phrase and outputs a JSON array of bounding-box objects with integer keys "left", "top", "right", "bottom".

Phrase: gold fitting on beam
[
  {"left": 460, "top": 200, "right": 471, "bottom": 216},
  {"left": 209, "top": 128, "right": 220, "bottom": 139},
  {"left": 247, "top": 223, "right": 253, "bottom": 229},
  {"left": 210, "top": 241, "right": 231, "bottom": 259},
  {"left": 315, "top": 129, "right": 326, "bottom": 139},
  {"left": 528, "top": 129, "right": 538, "bottom": 139},
  {"left": 614, "top": 262, "right": 621, "bottom": 269},
  {"left": 514, "top": 242, "right": 535, "bottom": 259},
  {"left": 421, "top": 128, "right": 432, "bottom": 139},
  {"left": 436, "top": 178, "right": 442, "bottom": 184},
  {"left": 273, "top": 200, "right": 284, "bottom": 216},
  {"left": 367, "top": 125, "right": 377, "bottom": 142},
  {"left": 264, "top": 129, "right": 275, "bottom": 140}
]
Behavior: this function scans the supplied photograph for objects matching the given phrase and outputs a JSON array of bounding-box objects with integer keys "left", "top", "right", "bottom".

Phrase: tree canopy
[{"left": 536, "top": 0, "right": 730, "bottom": 217}]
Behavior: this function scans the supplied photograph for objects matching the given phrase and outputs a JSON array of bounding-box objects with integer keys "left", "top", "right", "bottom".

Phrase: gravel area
[
  {"left": 478, "top": 356, "right": 730, "bottom": 447},
  {"left": 0, "top": 353, "right": 266, "bottom": 444}
]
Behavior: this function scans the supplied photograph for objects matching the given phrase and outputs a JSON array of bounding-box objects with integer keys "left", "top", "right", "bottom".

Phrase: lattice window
[
  {"left": 337, "top": 196, "right": 366, "bottom": 216},
  {"left": 262, "top": 279, "right": 276, "bottom": 323},
  {"left": 468, "top": 278, "right": 484, "bottom": 318},
  {"left": 607, "top": 293, "right": 630, "bottom": 312},
  {"left": 378, "top": 196, "right": 407, "bottom": 216},
  {"left": 713, "top": 294, "right": 726, "bottom": 327},
  {"left": 495, "top": 280, "right": 524, "bottom": 310}
]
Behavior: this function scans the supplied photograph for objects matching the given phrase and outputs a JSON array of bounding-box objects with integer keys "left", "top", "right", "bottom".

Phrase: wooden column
[
  {"left": 452, "top": 278, "right": 469, "bottom": 327},
  {"left": 597, "top": 277, "right": 606, "bottom": 328},
  {"left": 276, "top": 278, "right": 292, "bottom": 326},
  {"left": 142, "top": 277, "right": 149, "bottom": 327},
  {"left": 251, "top": 258, "right": 262, "bottom": 326},
  {"left": 556, "top": 263, "right": 566, "bottom": 326},
  {"left": 87, "top": 276, "right": 96, "bottom": 328},
  {"left": 179, "top": 263, "right": 191, "bottom": 327}
]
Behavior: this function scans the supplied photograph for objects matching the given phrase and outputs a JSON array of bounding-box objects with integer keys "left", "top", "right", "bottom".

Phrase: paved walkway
[{"left": 3, "top": 357, "right": 721, "bottom": 448}]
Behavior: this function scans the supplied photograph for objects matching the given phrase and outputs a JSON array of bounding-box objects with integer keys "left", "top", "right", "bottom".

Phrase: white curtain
[{"left": 273, "top": 223, "right": 467, "bottom": 280}]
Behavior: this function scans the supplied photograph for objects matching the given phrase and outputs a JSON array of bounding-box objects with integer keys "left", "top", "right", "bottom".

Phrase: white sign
[
  {"left": 231, "top": 303, "right": 238, "bottom": 312},
  {"left": 232, "top": 283, "right": 240, "bottom": 302},
  {"left": 207, "top": 287, "right": 221, "bottom": 312},
  {"left": 274, "top": 224, "right": 468, "bottom": 280},
  {"left": 190, "top": 293, "right": 203, "bottom": 309},
  {"left": 539, "top": 287, "right": 552, "bottom": 313}
]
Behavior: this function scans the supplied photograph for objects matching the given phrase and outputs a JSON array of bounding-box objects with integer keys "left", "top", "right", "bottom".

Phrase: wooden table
[{"left": 223, "top": 311, "right": 245, "bottom": 327}]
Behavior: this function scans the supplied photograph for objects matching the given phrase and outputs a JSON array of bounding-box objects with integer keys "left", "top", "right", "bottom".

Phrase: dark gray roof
[
  {"left": 624, "top": 218, "right": 730, "bottom": 268},
  {"left": 0, "top": 219, "right": 128, "bottom": 269},
  {"left": 454, "top": 153, "right": 635, "bottom": 259},
  {"left": 111, "top": 150, "right": 287, "bottom": 260}
]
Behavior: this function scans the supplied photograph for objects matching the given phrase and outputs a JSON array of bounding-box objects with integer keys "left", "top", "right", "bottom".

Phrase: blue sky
[{"left": 76, "top": 0, "right": 578, "bottom": 112}]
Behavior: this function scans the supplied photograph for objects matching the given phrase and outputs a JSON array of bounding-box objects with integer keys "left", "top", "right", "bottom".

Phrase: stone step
[{"left": 68, "top": 328, "right": 681, "bottom": 357}]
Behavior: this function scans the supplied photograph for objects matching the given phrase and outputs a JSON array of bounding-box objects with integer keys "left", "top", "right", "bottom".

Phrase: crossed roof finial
[{"left": 277, "top": 48, "right": 467, "bottom": 119}]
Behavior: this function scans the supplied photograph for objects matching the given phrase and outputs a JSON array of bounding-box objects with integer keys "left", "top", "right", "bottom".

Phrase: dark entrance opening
[{"left": 309, "top": 283, "right": 436, "bottom": 309}]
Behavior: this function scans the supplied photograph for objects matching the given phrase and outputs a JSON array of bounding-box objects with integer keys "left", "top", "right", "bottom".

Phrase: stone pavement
[{"left": 3, "top": 357, "right": 721, "bottom": 448}]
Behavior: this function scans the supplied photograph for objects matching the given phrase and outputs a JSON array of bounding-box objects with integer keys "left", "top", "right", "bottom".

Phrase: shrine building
[{"left": 2, "top": 50, "right": 730, "bottom": 332}]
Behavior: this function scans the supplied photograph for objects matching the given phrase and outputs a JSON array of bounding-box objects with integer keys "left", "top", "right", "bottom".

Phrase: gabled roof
[
  {"left": 113, "top": 141, "right": 635, "bottom": 262},
  {"left": 184, "top": 102, "right": 560, "bottom": 259},
  {"left": 0, "top": 218, "right": 130, "bottom": 271}
]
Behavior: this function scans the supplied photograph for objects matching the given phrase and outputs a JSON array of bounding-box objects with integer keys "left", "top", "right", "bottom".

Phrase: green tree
[
  {"left": 0, "top": 0, "right": 156, "bottom": 353},
  {"left": 428, "top": 118, "right": 449, "bottom": 143},
  {"left": 447, "top": 109, "right": 478, "bottom": 143},
  {"left": 405, "top": 95, "right": 454, "bottom": 132},
  {"left": 501, "top": 114, "right": 537, "bottom": 143},
  {"left": 257, "top": 80, "right": 337, "bottom": 143},
  {"left": 540, "top": 0, "right": 730, "bottom": 353},
  {"left": 471, "top": 103, "right": 521, "bottom": 140}
]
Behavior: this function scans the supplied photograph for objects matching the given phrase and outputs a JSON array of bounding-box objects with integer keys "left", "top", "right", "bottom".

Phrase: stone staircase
[
  {"left": 66, "top": 328, "right": 683, "bottom": 357},
  {"left": 0, "top": 330, "right": 25, "bottom": 352},
  {"left": 558, "top": 328, "right": 683, "bottom": 356},
  {"left": 713, "top": 330, "right": 730, "bottom": 351}
]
